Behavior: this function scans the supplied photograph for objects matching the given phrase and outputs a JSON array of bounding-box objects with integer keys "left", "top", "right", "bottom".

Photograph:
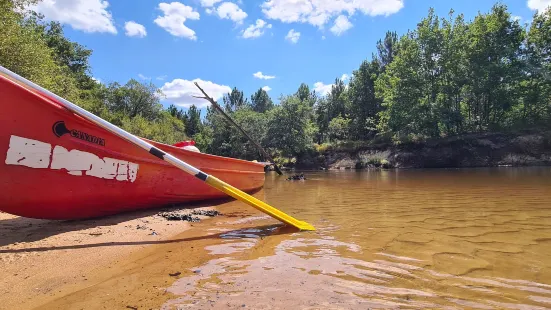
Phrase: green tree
[
  {"left": 120, "top": 112, "right": 187, "bottom": 145},
  {"left": 0, "top": 0, "right": 80, "bottom": 101},
  {"left": 348, "top": 59, "right": 382, "bottom": 139},
  {"left": 463, "top": 4, "right": 524, "bottom": 131},
  {"left": 376, "top": 30, "right": 429, "bottom": 138},
  {"left": 314, "top": 97, "right": 330, "bottom": 143},
  {"left": 41, "top": 21, "right": 95, "bottom": 90},
  {"left": 223, "top": 87, "right": 249, "bottom": 112},
  {"left": 266, "top": 96, "right": 315, "bottom": 157},
  {"left": 184, "top": 105, "right": 202, "bottom": 137},
  {"left": 103, "top": 79, "right": 163, "bottom": 121},
  {"left": 327, "top": 78, "right": 348, "bottom": 119},
  {"left": 520, "top": 9, "right": 551, "bottom": 125},
  {"left": 295, "top": 83, "right": 317, "bottom": 107},
  {"left": 230, "top": 109, "right": 269, "bottom": 160},
  {"left": 437, "top": 10, "right": 468, "bottom": 134},
  {"left": 250, "top": 88, "right": 274, "bottom": 113},
  {"left": 328, "top": 116, "right": 351, "bottom": 141},
  {"left": 167, "top": 104, "right": 185, "bottom": 120},
  {"left": 377, "top": 31, "right": 399, "bottom": 69}
]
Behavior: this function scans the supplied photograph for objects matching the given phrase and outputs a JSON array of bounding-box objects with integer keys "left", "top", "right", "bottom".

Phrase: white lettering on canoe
[
  {"left": 5, "top": 135, "right": 51, "bottom": 168},
  {"left": 5, "top": 135, "right": 139, "bottom": 182}
]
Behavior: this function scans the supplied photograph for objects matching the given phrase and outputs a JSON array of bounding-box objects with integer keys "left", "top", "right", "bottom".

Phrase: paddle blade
[{"left": 205, "top": 176, "right": 315, "bottom": 231}]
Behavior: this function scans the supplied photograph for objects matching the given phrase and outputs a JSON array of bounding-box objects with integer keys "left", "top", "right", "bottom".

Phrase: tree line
[
  {"left": 2, "top": 1, "right": 551, "bottom": 166},
  {"left": 1, "top": 0, "right": 188, "bottom": 144},
  {"left": 185, "top": 4, "right": 551, "bottom": 165}
]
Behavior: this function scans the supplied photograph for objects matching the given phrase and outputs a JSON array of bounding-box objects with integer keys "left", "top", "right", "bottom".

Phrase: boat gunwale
[{"left": 63, "top": 138, "right": 266, "bottom": 174}]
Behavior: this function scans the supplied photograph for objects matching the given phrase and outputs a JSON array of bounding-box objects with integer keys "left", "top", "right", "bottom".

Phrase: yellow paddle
[
  {"left": 0, "top": 65, "right": 315, "bottom": 231},
  {"left": 205, "top": 176, "right": 315, "bottom": 230}
]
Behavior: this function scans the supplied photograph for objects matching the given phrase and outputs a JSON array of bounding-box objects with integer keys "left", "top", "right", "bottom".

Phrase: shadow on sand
[
  {"left": 0, "top": 224, "right": 297, "bottom": 254},
  {"left": 0, "top": 194, "right": 264, "bottom": 248}
]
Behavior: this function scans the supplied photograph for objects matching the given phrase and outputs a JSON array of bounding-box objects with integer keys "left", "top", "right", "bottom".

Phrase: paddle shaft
[
  {"left": 0, "top": 66, "right": 204, "bottom": 179},
  {"left": 0, "top": 65, "right": 315, "bottom": 231}
]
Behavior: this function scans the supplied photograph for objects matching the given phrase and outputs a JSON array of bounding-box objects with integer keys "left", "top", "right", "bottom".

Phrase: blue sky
[{"left": 29, "top": 0, "right": 547, "bottom": 113}]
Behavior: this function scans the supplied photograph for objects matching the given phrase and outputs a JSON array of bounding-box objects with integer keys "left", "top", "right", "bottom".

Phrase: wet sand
[{"left": 0, "top": 199, "right": 264, "bottom": 310}]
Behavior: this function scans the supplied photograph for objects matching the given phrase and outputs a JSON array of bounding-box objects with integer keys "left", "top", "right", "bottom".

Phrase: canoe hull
[{"left": 0, "top": 75, "right": 266, "bottom": 220}]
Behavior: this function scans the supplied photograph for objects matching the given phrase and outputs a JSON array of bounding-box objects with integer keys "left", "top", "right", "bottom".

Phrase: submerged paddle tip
[{"left": 297, "top": 222, "right": 316, "bottom": 231}]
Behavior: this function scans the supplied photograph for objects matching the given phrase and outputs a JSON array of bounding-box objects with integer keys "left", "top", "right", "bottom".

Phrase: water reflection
[{"left": 163, "top": 168, "right": 551, "bottom": 309}]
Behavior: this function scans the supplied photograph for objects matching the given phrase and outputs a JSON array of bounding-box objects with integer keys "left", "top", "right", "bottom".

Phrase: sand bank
[{"left": 0, "top": 199, "right": 266, "bottom": 310}]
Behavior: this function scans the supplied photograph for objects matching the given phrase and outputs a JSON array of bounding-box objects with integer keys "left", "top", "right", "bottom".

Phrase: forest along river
[{"left": 163, "top": 168, "right": 551, "bottom": 309}]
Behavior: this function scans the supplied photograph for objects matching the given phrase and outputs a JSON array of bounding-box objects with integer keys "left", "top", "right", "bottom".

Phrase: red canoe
[{"left": 0, "top": 74, "right": 267, "bottom": 220}]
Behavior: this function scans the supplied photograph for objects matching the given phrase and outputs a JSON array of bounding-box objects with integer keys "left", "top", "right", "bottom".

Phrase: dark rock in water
[
  {"left": 286, "top": 173, "right": 307, "bottom": 181},
  {"left": 191, "top": 210, "right": 222, "bottom": 217},
  {"left": 159, "top": 212, "right": 200, "bottom": 222}
]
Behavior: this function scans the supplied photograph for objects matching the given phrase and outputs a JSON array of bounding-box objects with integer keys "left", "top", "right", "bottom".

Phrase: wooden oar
[
  {"left": 0, "top": 65, "right": 315, "bottom": 231},
  {"left": 193, "top": 82, "right": 284, "bottom": 175}
]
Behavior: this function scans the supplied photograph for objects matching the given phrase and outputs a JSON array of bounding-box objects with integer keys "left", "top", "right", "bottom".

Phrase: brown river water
[{"left": 162, "top": 168, "right": 551, "bottom": 309}]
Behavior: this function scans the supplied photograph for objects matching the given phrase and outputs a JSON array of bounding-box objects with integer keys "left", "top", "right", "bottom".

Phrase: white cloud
[
  {"left": 253, "top": 71, "right": 276, "bottom": 80},
  {"left": 285, "top": 29, "right": 301, "bottom": 43},
  {"left": 28, "top": 0, "right": 116, "bottom": 34},
  {"left": 156, "top": 75, "right": 168, "bottom": 81},
  {"left": 528, "top": 0, "right": 551, "bottom": 11},
  {"left": 330, "top": 15, "right": 353, "bottom": 36},
  {"left": 512, "top": 15, "right": 522, "bottom": 22},
  {"left": 261, "top": 0, "right": 404, "bottom": 29},
  {"left": 124, "top": 21, "right": 147, "bottom": 38},
  {"left": 242, "top": 19, "right": 272, "bottom": 38},
  {"left": 138, "top": 73, "right": 150, "bottom": 80},
  {"left": 314, "top": 73, "right": 350, "bottom": 95},
  {"left": 200, "top": 0, "right": 223, "bottom": 7},
  {"left": 322, "top": 35, "right": 326, "bottom": 40},
  {"left": 161, "top": 78, "right": 232, "bottom": 108},
  {"left": 154, "top": 2, "right": 200, "bottom": 40},
  {"left": 313, "top": 82, "right": 332, "bottom": 96},
  {"left": 92, "top": 77, "right": 101, "bottom": 84},
  {"left": 216, "top": 2, "right": 247, "bottom": 24},
  {"left": 262, "top": 86, "right": 272, "bottom": 92}
]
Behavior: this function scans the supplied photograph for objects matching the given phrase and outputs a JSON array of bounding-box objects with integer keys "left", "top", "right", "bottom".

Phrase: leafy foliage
[
  {"left": 0, "top": 2, "right": 186, "bottom": 144},
  {"left": 223, "top": 87, "right": 249, "bottom": 112},
  {"left": 250, "top": 88, "right": 274, "bottom": 113},
  {"left": 328, "top": 116, "right": 351, "bottom": 142},
  {"left": 4, "top": 2, "right": 551, "bottom": 166},
  {"left": 266, "top": 96, "right": 315, "bottom": 157}
]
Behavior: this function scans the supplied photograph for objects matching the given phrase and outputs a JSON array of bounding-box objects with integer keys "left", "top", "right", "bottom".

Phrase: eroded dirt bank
[{"left": 317, "top": 131, "right": 551, "bottom": 170}]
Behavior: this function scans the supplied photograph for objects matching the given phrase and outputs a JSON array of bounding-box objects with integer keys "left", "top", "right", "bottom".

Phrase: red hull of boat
[{"left": 0, "top": 75, "right": 266, "bottom": 220}]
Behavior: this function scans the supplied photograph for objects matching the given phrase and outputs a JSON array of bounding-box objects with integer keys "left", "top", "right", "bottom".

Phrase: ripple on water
[
  {"left": 432, "top": 252, "right": 490, "bottom": 276},
  {"left": 162, "top": 169, "right": 551, "bottom": 309},
  {"left": 162, "top": 237, "right": 439, "bottom": 309}
]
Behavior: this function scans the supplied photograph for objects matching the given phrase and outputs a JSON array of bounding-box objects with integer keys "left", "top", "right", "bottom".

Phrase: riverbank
[
  {"left": 3, "top": 170, "right": 551, "bottom": 309},
  {"left": 297, "top": 130, "right": 551, "bottom": 170},
  {"left": 0, "top": 198, "right": 272, "bottom": 309}
]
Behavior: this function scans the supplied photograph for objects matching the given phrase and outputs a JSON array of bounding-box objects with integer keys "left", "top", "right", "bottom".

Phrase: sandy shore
[{"left": 0, "top": 199, "right": 261, "bottom": 310}]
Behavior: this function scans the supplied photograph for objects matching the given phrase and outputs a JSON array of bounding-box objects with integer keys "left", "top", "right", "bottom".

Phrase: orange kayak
[{"left": 0, "top": 74, "right": 266, "bottom": 220}]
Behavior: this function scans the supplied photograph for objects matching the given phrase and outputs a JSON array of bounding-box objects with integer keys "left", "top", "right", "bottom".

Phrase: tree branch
[{"left": 193, "top": 82, "right": 283, "bottom": 175}]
